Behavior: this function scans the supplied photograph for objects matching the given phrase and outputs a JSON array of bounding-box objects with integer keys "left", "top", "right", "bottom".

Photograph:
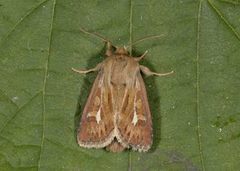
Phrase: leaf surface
[{"left": 0, "top": 0, "right": 240, "bottom": 170}]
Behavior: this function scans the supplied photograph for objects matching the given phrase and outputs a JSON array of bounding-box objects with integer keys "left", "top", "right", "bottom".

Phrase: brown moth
[{"left": 72, "top": 28, "right": 173, "bottom": 152}]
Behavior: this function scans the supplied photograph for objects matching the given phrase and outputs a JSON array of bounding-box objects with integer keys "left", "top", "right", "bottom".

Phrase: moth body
[{"left": 73, "top": 43, "right": 173, "bottom": 152}]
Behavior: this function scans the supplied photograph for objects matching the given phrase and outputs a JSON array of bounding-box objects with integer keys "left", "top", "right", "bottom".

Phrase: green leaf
[{"left": 0, "top": 0, "right": 240, "bottom": 170}]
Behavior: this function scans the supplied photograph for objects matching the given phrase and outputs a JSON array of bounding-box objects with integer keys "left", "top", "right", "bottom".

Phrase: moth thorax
[{"left": 115, "top": 47, "right": 128, "bottom": 55}]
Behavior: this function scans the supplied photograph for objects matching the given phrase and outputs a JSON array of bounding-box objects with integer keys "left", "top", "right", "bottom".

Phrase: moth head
[{"left": 115, "top": 46, "right": 129, "bottom": 55}]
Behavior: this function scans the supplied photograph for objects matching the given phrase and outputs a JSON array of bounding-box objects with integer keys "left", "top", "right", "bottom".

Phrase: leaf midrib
[
  {"left": 37, "top": 0, "right": 57, "bottom": 170},
  {"left": 196, "top": 1, "right": 205, "bottom": 171}
]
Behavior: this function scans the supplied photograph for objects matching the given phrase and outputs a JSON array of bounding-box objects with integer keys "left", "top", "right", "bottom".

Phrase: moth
[{"left": 73, "top": 28, "right": 173, "bottom": 152}]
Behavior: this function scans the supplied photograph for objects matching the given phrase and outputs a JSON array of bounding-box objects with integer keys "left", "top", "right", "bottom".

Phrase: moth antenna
[
  {"left": 80, "top": 27, "right": 115, "bottom": 47},
  {"left": 126, "top": 33, "right": 166, "bottom": 49}
]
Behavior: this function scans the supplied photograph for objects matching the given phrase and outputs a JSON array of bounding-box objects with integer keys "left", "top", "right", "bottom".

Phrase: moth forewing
[
  {"left": 73, "top": 41, "right": 173, "bottom": 152},
  {"left": 77, "top": 73, "right": 115, "bottom": 148},
  {"left": 117, "top": 71, "right": 153, "bottom": 152}
]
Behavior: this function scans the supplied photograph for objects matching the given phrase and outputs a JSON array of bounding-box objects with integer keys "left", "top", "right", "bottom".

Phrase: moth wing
[
  {"left": 77, "top": 73, "right": 115, "bottom": 148},
  {"left": 117, "top": 73, "right": 152, "bottom": 152}
]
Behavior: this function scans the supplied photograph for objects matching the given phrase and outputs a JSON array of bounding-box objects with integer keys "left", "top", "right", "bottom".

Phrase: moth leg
[
  {"left": 72, "top": 63, "right": 102, "bottom": 74},
  {"left": 105, "top": 41, "right": 114, "bottom": 57},
  {"left": 140, "top": 65, "right": 174, "bottom": 77},
  {"left": 134, "top": 50, "right": 148, "bottom": 62}
]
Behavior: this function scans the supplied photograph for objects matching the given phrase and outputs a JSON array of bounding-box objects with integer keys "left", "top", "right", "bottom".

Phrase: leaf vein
[
  {"left": 0, "top": 0, "right": 50, "bottom": 47},
  {"left": 208, "top": 0, "right": 240, "bottom": 41},
  {"left": 0, "top": 92, "right": 41, "bottom": 134},
  {"left": 196, "top": 1, "right": 205, "bottom": 171},
  {"left": 219, "top": 0, "right": 240, "bottom": 5},
  {"left": 37, "top": 0, "right": 57, "bottom": 170},
  {"left": 0, "top": 88, "right": 19, "bottom": 109}
]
